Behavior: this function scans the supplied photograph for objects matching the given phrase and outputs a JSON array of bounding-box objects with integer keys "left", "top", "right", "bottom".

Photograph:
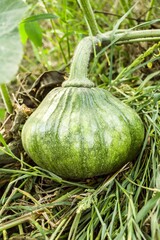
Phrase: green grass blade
[{"left": 136, "top": 192, "right": 160, "bottom": 223}]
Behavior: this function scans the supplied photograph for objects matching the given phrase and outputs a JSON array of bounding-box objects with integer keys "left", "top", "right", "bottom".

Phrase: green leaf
[
  {"left": 24, "top": 21, "right": 43, "bottom": 47},
  {"left": 21, "top": 13, "right": 58, "bottom": 23},
  {"left": 0, "top": 0, "right": 27, "bottom": 84}
]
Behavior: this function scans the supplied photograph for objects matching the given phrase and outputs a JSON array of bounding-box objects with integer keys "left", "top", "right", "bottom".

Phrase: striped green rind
[{"left": 22, "top": 86, "right": 144, "bottom": 179}]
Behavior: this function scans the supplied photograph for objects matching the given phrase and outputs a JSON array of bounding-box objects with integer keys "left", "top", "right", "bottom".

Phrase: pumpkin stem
[{"left": 63, "top": 36, "right": 100, "bottom": 88}]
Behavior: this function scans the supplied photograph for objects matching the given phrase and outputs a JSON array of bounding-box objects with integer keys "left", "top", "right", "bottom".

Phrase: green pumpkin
[{"left": 21, "top": 37, "right": 144, "bottom": 179}]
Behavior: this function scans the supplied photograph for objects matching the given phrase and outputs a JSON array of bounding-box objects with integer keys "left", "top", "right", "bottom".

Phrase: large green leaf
[{"left": 0, "top": 0, "right": 27, "bottom": 84}]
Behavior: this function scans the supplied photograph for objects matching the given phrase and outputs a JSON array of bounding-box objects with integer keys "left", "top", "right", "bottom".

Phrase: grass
[{"left": 0, "top": 0, "right": 160, "bottom": 239}]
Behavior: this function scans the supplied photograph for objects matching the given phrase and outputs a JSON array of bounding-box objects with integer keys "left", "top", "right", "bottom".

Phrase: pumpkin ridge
[
  {"left": 88, "top": 89, "right": 108, "bottom": 174},
  {"left": 46, "top": 88, "right": 69, "bottom": 123},
  {"left": 102, "top": 90, "right": 134, "bottom": 150},
  {"left": 91, "top": 88, "right": 133, "bottom": 172},
  {"left": 50, "top": 88, "right": 72, "bottom": 139},
  {"left": 78, "top": 89, "right": 88, "bottom": 177},
  {"left": 48, "top": 88, "right": 75, "bottom": 176},
  {"left": 102, "top": 89, "right": 144, "bottom": 158},
  {"left": 62, "top": 88, "right": 85, "bottom": 177},
  {"left": 37, "top": 88, "right": 72, "bottom": 173}
]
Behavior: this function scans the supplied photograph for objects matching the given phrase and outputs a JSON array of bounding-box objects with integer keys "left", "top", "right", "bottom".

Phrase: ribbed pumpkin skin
[{"left": 22, "top": 86, "right": 144, "bottom": 179}]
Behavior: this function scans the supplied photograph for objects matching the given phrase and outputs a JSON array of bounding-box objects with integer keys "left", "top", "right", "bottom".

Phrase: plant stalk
[
  {"left": 98, "top": 29, "right": 160, "bottom": 44},
  {"left": 63, "top": 29, "right": 160, "bottom": 88},
  {"left": 0, "top": 84, "right": 13, "bottom": 114},
  {"left": 78, "top": 0, "right": 100, "bottom": 35},
  {"left": 70, "top": 1, "right": 160, "bottom": 87}
]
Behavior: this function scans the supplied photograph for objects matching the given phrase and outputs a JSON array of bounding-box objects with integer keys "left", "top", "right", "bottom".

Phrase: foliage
[{"left": 0, "top": 0, "right": 27, "bottom": 84}]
